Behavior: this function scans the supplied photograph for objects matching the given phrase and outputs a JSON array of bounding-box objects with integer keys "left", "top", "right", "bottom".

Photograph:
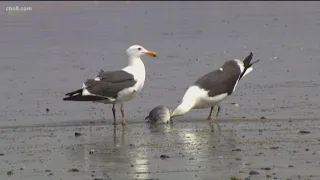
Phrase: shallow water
[
  {"left": 1, "top": 119, "right": 320, "bottom": 180},
  {"left": 0, "top": 1, "right": 320, "bottom": 179}
]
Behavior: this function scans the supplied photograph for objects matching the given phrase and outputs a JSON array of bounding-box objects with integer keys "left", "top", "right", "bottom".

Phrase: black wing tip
[
  {"left": 65, "top": 92, "right": 73, "bottom": 96},
  {"left": 65, "top": 92, "right": 74, "bottom": 96},
  {"left": 242, "top": 52, "right": 254, "bottom": 67},
  {"left": 246, "top": 52, "right": 261, "bottom": 66},
  {"left": 63, "top": 95, "right": 108, "bottom": 101},
  {"left": 64, "top": 88, "right": 82, "bottom": 97},
  {"left": 63, "top": 94, "right": 81, "bottom": 101},
  {"left": 251, "top": 58, "right": 260, "bottom": 65},
  {"left": 63, "top": 96, "right": 73, "bottom": 101}
]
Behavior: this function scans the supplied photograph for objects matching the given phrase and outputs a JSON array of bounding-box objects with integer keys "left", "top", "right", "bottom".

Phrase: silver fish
[{"left": 145, "top": 105, "right": 171, "bottom": 124}]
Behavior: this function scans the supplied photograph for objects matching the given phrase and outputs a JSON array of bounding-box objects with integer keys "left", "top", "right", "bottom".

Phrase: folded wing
[{"left": 63, "top": 70, "right": 137, "bottom": 101}]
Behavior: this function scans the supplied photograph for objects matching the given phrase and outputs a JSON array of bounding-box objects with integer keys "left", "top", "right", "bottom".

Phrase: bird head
[{"left": 126, "top": 45, "right": 158, "bottom": 59}]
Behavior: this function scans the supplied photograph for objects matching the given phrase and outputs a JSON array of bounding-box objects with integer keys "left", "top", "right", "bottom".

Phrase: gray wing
[
  {"left": 194, "top": 61, "right": 241, "bottom": 96},
  {"left": 95, "top": 70, "right": 134, "bottom": 83},
  {"left": 84, "top": 70, "right": 136, "bottom": 99}
]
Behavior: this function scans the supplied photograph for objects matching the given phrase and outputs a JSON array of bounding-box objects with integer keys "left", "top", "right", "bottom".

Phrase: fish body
[{"left": 145, "top": 105, "right": 171, "bottom": 124}]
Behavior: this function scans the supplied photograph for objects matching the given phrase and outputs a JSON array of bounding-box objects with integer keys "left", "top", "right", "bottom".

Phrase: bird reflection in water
[
  {"left": 67, "top": 120, "right": 242, "bottom": 179},
  {"left": 210, "top": 121, "right": 221, "bottom": 134},
  {"left": 113, "top": 125, "right": 127, "bottom": 148},
  {"left": 148, "top": 121, "right": 173, "bottom": 134},
  {"left": 113, "top": 124, "right": 151, "bottom": 179}
]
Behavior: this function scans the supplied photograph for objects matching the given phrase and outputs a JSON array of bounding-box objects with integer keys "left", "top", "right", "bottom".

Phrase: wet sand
[
  {"left": 1, "top": 119, "right": 320, "bottom": 180},
  {"left": 0, "top": 1, "right": 320, "bottom": 179}
]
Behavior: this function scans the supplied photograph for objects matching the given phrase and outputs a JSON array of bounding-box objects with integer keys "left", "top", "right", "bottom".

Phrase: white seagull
[
  {"left": 63, "top": 45, "right": 158, "bottom": 125},
  {"left": 170, "top": 52, "right": 260, "bottom": 122}
]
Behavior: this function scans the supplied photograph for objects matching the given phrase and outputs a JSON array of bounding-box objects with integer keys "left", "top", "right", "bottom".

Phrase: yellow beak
[
  {"left": 170, "top": 114, "right": 175, "bottom": 119},
  {"left": 144, "top": 51, "right": 158, "bottom": 57}
]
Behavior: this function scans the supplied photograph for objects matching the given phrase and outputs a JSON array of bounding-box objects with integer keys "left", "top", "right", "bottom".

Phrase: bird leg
[
  {"left": 207, "top": 106, "right": 214, "bottom": 120},
  {"left": 112, "top": 104, "right": 117, "bottom": 126},
  {"left": 215, "top": 105, "right": 221, "bottom": 120},
  {"left": 113, "top": 126, "right": 117, "bottom": 146},
  {"left": 208, "top": 105, "right": 221, "bottom": 124},
  {"left": 120, "top": 104, "right": 126, "bottom": 126},
  {"left": 208, "top": 105, "right": 221, "bottom": 132}
]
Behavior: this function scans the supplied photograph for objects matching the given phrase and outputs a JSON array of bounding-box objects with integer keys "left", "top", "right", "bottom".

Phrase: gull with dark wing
[
  {"left": 63, "top": 45, "right": 158, "bottom": 126},
  {"left": 170, "top": 52, "right": 260, "bottom": 122}
]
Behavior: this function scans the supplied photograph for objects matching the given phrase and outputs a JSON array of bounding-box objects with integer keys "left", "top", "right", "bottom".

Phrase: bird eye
[{"left": 138, "top": 48, "right": 142, "bottom": 51}]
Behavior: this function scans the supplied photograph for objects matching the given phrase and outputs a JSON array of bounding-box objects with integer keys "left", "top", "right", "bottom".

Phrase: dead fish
[{"left": 145, "top": 105, "right": 171, "bottom": 124}]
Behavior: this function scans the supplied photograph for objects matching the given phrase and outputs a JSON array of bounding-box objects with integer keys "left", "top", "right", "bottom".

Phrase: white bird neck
[
  {"left": 123, "top": 57, "right": 146, "bottom": 91},
  {"left": 127, "top": 56, "right": 143, "bottom": 66},
  {"left": 172, "top": 86, "right": 199, "bottom": 117},
  {"left": 178, "top": 98, "right": 195, "bottom": 113},
  {"left": 125, "top": 57, "right": 145, "bottom": 74}
]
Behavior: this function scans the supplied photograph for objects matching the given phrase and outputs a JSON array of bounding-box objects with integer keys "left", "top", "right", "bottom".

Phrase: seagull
[
  {"left": 63, "top": 45, "right": 158, "bottom": 126},
  {"left": 170, "top": 52, "right": 260, "bottom": 122}
]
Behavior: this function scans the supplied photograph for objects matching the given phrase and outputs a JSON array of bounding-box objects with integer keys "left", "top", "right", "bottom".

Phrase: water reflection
[
  {"left": 113, "top": 125, "right": 127, "bottom": 148},
  {"left": 65, "top": 121, "right": 243, "bottom": 179},
  {"left": 148, "top": 121, "right": 173, "bottom": 134},
  {"left": 210, "top": 121, "right": 222, "bottom": 134}
]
